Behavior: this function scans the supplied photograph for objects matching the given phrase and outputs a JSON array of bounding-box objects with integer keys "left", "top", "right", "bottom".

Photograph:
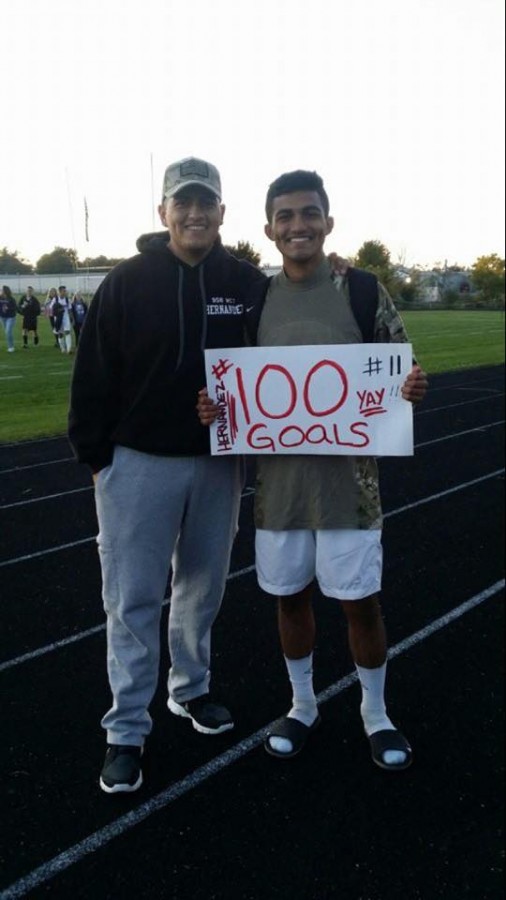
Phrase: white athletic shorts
[{"left": 255, "top": 528, "right": 383, "bottom": 601}]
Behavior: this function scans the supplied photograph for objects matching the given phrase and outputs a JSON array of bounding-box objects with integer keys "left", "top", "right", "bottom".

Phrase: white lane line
[
  {"left": 416, "top": 420, "right": 504, "bottom": 448},
  {"left": 0, "top": 537, "right": 94, "bottom": 568},
  {"left": 0, "top": 371, "right": 503, "bottom": 471},
  {"left": 416, "top": 393, "right": 504, "bottom": 416},
  {"left": 383, "top": 469, "right": 504, "bottom": 518},
  {"left": 0, "top": 487, "right": 92, "bottom": 510},
  {"left": 0, "top": 464, "right": 503, "bottom": 569},
  {"left": 0, "top": 416, "right": 503, "bottom": 569},
  {"left": 0, "top": 435, "right": 64, "bottom": 449},
  {"left": 1, "top": 402, "right": 503, "bottom": 510},
  {"left": 0, "top": 566, "right": 258, "bottom": 674},
  {"left": 0, "top": 412, "right": 504, "bottom": 510},
  {"left": 0, "top": 470, "right": 502, "bottom": 669},
  {"left": 1, "top": 580, "right": 503, "bottom": 900},
  {"left": 455, "top": 387, "right": 503, "bottom": 394},
  {"left": 0, "top": 623, "right": 109, "bottom": 673},
  {"left": 0, "top": 485, "right": 254, "bottom": 513},
  {"left": 0, "top": 492, "right": 257, "bottom": 568},
  {"left": 0, "top": 573, "right": 259, "bottom": 676},
  {"left": 426, "top": 374, "right": 503, "bottom": 394},
  {"left": 0, "top": 457, "right": 74, "bottom": 475}
]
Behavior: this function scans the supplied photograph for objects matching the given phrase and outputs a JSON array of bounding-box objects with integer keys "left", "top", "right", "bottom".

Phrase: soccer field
[
  {"left": 402, "top": 309, "right": 505, "bottom": 374},
  {"left": 0, "top": 311, "right": 504, "bottom": 442}
]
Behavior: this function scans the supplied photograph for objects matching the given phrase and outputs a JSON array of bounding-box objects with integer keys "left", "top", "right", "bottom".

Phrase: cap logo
[{"left": 180, "top": 160, "right": 209, "bottom": 178}]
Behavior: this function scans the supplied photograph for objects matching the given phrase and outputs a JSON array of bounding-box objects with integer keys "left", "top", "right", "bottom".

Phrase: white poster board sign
[{"left": 204, "top": 343, "right": 414, "bottom": 456}]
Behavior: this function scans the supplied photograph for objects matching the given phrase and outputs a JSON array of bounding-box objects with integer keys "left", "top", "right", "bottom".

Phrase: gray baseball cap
[{"left": 162, "top": 157, "right": 222, "bottom": 201}]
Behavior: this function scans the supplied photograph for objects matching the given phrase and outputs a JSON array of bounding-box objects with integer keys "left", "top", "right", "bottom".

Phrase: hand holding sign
[{"left": 204, "top": 344, "right": 414, "bottom": 456}]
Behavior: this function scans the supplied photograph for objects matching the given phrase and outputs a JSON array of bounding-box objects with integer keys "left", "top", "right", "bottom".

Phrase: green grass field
[
  {"left": 402, "top": 309, "right": 505, "bottom": 374},
  {"left": 0, "top": 310, "right": 504, "bottom": 443}
]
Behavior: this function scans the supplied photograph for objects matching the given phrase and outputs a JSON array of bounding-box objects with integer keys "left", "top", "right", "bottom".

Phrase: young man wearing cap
[
  {"left": 69, "top": 157, "right": 267, "bottom": 793},
  {"left": 199, "top": 169, "right": 428, "bottom": 769}
]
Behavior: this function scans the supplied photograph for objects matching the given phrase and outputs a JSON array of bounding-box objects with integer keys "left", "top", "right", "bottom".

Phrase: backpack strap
[{"left": 347, "top": 267, "right": 379, "bottom": 344}]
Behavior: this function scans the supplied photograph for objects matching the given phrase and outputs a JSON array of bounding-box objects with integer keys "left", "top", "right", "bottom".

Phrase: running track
[{"left": 0, "top": 364, "right": 504, "bottom": 899}]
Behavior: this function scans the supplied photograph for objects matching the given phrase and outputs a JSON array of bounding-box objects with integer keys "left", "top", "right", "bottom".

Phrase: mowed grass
[
  {"left": 401, "top": 309, "right": 505, "bottom": 374},
  {"left": 0, "top": 317, "right": 75, "bottom": 442},
  {"left": 0, "top": 310, "right": 504, "bottom": 443}
]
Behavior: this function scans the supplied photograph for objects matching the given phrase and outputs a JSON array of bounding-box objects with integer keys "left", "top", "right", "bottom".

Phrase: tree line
[
  {"left": 1, "top": 241, "right": 504, "bottom": 306},
  {"left": 0, "top": 247, "right": 126, "bottom": 275},
  {"left": 354, "top": 241, "right": 504, "bottom": 307},
  {"left": 0, "top": 241, "right": 262, "bottom": 275}
]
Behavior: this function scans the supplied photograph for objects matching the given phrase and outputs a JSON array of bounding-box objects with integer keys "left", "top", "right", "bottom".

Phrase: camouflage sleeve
[{"left": 374, "top": 282, "right": 410, "bottom": 344}]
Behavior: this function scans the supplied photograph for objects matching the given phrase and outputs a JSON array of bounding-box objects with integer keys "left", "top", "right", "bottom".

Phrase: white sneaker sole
[
  {"left": 167, "top": 697, "right": 234, "bottom": 735},
  {"left": 99, "top": 771, "right": 143, "bottom": 794},
  {"left": 99, "top": 746, "right": 144, "bottom": 793}
]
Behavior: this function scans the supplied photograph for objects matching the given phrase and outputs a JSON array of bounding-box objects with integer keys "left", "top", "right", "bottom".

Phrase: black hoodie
[{"left": 68, "top": 233, "right": 267, "bottom": 471}]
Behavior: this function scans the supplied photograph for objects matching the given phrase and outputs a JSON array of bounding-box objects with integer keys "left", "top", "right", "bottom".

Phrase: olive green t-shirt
[{"left": 254, "top": 257, "right": 382, "bottom": 531}]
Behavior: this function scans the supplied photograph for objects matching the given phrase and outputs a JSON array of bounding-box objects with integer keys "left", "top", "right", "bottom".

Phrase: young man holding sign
[{"left": 200, "top": 170, "right": 427, "bottom": 768}]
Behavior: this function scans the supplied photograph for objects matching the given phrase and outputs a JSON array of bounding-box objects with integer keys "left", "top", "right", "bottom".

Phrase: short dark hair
[{"left": 265, "top": 170, "right": 330, "bottom": 221}]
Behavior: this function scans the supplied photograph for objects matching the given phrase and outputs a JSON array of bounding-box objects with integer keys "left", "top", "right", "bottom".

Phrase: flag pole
[
  {"left": 150, "top": 153, "right": 155, "bottom": 230},
  {"left": 84, "top": 197, "right": 89, "bottom": 243},
  {"left": 65, "top": 167, "right": 77, "bottom": 269}
]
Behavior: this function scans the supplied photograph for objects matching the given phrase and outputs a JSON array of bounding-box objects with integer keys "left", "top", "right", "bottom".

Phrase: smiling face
[
  {"left": 265, "top": 190, "right": 334, "bottom": 274},
  {"left": 158, "top": 187, "right": 225, "bottom": 265}
]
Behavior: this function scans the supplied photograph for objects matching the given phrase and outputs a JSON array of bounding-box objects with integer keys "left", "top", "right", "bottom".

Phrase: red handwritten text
[
  {"left": 246, "top": 421, "right": 370, "bottom": 452},
  {"left": 356, "top": 388, "right": 387, "bottom": 417}
]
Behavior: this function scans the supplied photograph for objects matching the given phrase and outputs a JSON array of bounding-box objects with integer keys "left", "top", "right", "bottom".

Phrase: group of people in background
[{"left": 0, "top": 284, "right": 88, "bottom": 353}]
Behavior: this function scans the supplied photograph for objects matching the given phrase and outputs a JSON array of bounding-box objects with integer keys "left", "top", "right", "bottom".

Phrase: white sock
[
  {"left": 268, "top": 653, "right": 318, "bottom": 755},
  {"left": 356, "top": 662, "right": 407, "bottom": 766},
  {"left": 286, "top": 653, "right": 318, "bottom": 725}
]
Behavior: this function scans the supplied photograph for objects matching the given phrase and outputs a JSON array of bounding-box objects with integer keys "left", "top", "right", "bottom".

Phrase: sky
[{"left": 1, "top": 0, "right": 504, "bottom": 270}]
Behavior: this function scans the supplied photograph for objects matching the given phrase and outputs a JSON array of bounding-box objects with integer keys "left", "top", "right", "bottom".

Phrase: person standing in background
[
  {"left": 17, "top": 286, "right": 41, "bottom": 348},
  {"left": 70, "top": 291, "right": 88, "bottom": 345},
  {"left": 0, "top": 286, "right": 17, "bottom": 352},
  {"left": 44, "top": 288, "right": 60, "bottom": 347},
  {"left": 54, "top": 285, "right": 73, "bottom": 353}
]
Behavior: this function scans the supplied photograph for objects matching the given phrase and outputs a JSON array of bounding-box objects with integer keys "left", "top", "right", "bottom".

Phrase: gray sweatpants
[{"left": 94, "top": 445, "right": 243, "bottom": 746}]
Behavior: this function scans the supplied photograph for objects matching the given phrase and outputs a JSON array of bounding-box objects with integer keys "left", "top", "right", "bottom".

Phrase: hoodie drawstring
[
  {"left": 199, "top": 266, "right": 208, "bottom": 351},
  {"left": 176, "top": 266, "right": 185, "bottom": 370},
  {"left": 175, "top": 263, "right": 208, "bottom": 369}
]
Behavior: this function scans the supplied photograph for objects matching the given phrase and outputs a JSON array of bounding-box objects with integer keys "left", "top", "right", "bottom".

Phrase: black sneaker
[
  {"left": 168, "top": 694, "right": 234, "bottom": 735},
  {"left": 99, "top": 745, "right": 143, "bottom": 794}
]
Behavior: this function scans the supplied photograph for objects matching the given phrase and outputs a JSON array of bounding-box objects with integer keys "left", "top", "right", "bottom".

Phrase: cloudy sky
[{"left": 1, "top": 0, "right": 504, "bottom": 269}]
